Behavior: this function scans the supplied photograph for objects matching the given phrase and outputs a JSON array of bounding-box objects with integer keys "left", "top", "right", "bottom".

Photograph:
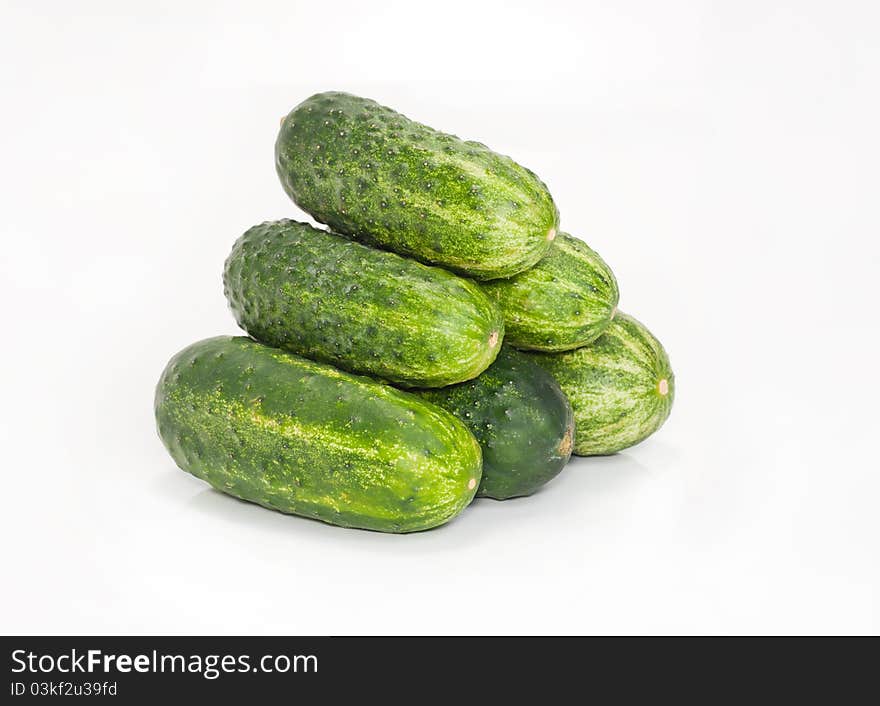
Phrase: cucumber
[
  {"left": 415, "top": 347, "right": 574, "bottom": 500},
  {"left": 481, "top": 232, "right": 619, "bottom": 352},
  {"left": 523, "top": 313, "right": 674, "bottom": 456},
  {"left": 275, "top": 91, "right": 559, "bottom": 280},
  {"left": 155, "top": 337, "right": 482, "bottom": 533},
  {"left": 223, "top": 219, "right": 504, "bottom": 388}
]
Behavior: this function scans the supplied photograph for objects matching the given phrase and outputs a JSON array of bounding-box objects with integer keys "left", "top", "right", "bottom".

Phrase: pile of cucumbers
[{"left": 155, "top": 92, "right": 675, "bottom": 533}]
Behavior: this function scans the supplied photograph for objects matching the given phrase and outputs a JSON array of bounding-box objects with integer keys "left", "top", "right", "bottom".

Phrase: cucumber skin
[
  {"left": 155, "top": 337, "right": 482, "bottom": 533},
  {"left": 223, "top": 220, "right": 504, "bottom": 388},
  {"left": 523, "top": 313, "right": 674, "bottom": 456},
  {"left": 415, "top": 347, "right": 574, "bottom": 500},
  {"left": 481, "top": 233, "right": 619, "bottom": 352},
  {"left": 275, "top": 91, "right": 559, "bottom": 280}
]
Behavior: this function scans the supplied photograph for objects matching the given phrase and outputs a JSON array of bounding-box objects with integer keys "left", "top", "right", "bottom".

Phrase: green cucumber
[
  {"left": 481, "top": 232, "right": 619, "bottom": 352},
  {"left": 415, "top": 347, "right": 574, "bottom": 500},
  {"left": 523, "top": 313, "right": 674, "bottom": 456},
  {"left": 223, "top": 219, "right": 503, "bottom": 388},
  {"left": 155, "top": 337, "right": 482, "bottom": 533},
  {"left": 275, "top": 91, "right": 559, "bottom": 280}
]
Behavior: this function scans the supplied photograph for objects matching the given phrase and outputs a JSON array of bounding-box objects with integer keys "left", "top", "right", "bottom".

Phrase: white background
[{"left": 1, "top": 0, "right": 878, "bottom": 635}]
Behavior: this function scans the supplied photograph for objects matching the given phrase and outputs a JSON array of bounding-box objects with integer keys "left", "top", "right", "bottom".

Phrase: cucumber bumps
[
  {"left": 155, "top": 337, "right": 482, "bottom": 533},
  {"left": 223, "top": 220, "right": 503, "bottom": 388},
  {"left": 275, "top": 92, "right": 559, "bottom": 280}
]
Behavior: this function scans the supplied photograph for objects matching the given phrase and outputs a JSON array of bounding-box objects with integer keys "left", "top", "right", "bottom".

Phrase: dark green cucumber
[
  {"left": 223, "top": 219, "right": 504, "bottom": 388},
  {"left": 155, "top": 337, "right": 482, "bottom": 533},
  {"left": 523, "top": 313, "right": 674, "bottom": 456},
  {"left": 415, "top": 347, "right": 574, "bottom": 500},
  {"left": 275, "top": 91, "right": 559, "bottom": 280},
  {"left": 481, "top": 232, "right": 619, "bottom": 351}
]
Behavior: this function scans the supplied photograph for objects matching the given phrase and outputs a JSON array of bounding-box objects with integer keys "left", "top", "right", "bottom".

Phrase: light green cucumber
[
  {"left": 524, "top": 313, "right": 674, "bottom": 455},
  {"left": 481, "top": 232, "right": 619, "bottom": 352}
]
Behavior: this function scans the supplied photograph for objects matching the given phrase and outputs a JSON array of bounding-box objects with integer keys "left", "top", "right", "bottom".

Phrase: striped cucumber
[
  {"left": 481, "top": 232, "right": 619, "bottom": 352},
  {"left": 523, "top": 313, "right": 673, "bottom": 455}
]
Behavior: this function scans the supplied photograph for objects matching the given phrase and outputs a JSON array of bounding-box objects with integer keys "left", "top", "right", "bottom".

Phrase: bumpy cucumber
[
  {"left": 524, "top": 313, "right": 674, "bottom": 455},
  {"left": 275, "top": 91, "right": 559, "bottom": 280},
  {"left": 155, "top": 337, "right": 482, "bottom": 533},
  {"left": 416, "top": 347, "right": 574, "bottom": 499},
  {"left": 223, "top": 219, "right": 503, "bottom": 388},
  {"left": 481, "top": 232, "right": 619, "bottom": 351}
]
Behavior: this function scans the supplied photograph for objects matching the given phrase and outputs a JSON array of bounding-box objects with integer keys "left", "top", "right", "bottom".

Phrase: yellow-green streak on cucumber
[
  {"left": 523, "top": 313, "right": 674, "bottom": 455},
  {"left": 155, "top": 337, "right": 482, "bottom": 533},
  {"left": 275, "top": 91, "right": 559, "bottom": 280},
  {"left": 481, "top": 233, "right": 619, "bottom": 352}
]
